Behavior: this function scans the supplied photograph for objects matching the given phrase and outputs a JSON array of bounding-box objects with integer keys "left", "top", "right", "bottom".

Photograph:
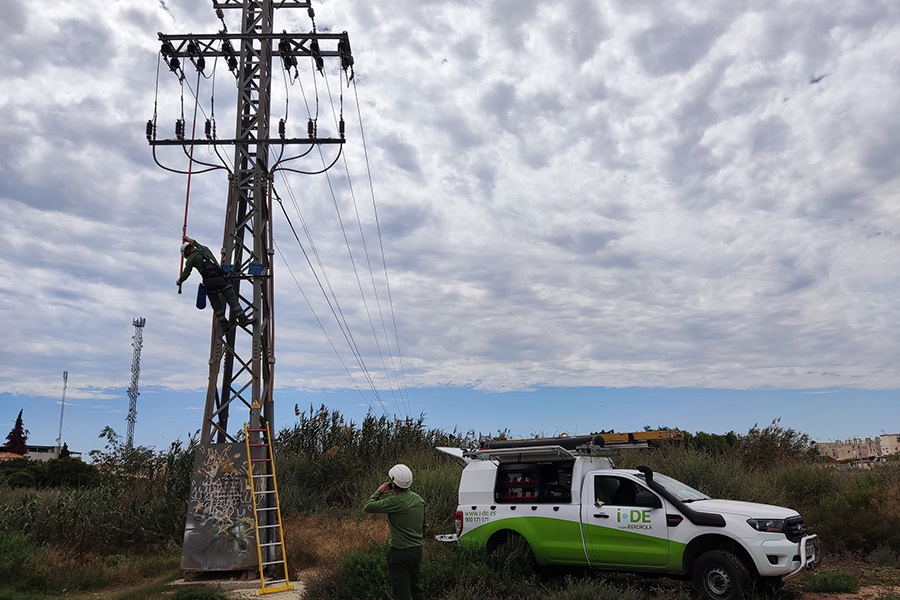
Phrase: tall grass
[
  {"left": 0, "top": 428, "right": 195, "bottom": 595},
  {"left": 2, "top": 405, "right": 899, "bottom": 598},
  {"left": 304, "top": 540, "right": 695, "bottom": 600},
  {"left": 0, "top": 429, "right": 196, "bottom": 552},
  {"left": 275, "top": 405, "right": 472, "bottom": 529},
  {"left": 276, "top": 408, "right": 900, "bottom": 556}
]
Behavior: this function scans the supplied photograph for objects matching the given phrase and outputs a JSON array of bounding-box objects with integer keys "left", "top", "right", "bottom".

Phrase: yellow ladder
[{"left": 244, "top": 422, "right": 293, "bottom": 594}]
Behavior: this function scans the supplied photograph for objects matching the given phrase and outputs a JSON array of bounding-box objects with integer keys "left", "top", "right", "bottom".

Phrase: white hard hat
[
  {"left": 389, "top": 464, "right": 413, "bottom": 489},
  {"left": 181, "top": 242, "right": 193, "bottom": 257}
]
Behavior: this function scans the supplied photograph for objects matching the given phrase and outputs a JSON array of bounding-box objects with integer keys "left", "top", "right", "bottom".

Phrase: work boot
[
  {"left": 237, "top": 310, "right": 253, "bottom": 327},
  {"left": 217, "top": 317, "right": 230, "bottom": 333}
]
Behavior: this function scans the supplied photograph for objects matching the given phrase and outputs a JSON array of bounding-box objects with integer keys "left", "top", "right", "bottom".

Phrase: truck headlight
[{"left": 747, "top": 518, "right": 786, "bottom": 533}]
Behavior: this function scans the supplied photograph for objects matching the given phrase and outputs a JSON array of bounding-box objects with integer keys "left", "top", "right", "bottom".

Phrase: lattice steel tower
[
  {"left": 149, "top": 0, "right": 353, "bottom": 576},
  {"left": 126, "top": 317, "right": 146, "bottom": 448},
  {"left": 150, "top": 0, "right": 350, "bottom": 446}
]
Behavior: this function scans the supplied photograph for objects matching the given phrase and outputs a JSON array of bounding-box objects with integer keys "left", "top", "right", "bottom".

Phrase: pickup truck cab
[{"left": 438, "top": 434, "right": 821, "bottom": 600}]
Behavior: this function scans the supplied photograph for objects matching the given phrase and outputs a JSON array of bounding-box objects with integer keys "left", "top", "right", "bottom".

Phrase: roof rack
[{"left": 463, "top": 430, "right": 682, "bottom": 462}]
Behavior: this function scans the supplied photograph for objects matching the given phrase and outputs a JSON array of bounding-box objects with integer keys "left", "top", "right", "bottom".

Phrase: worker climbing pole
[{"left": 147, "top": 0, "right": 353, "bottom": 580}]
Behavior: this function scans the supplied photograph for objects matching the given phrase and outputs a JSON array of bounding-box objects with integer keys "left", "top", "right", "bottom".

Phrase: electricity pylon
[
  {"left": 149, "top": 0, "right": 352, "bottom": 576},
  {"left": 125, "top": 318, "right": 146, "bottom": 448}
]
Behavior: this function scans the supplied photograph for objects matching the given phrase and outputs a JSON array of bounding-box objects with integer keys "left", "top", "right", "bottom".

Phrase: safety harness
[{"left": 196, "top": 247, "right": 229, "bottom": 289}]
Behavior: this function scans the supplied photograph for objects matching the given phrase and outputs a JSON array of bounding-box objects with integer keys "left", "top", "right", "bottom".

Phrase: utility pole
[
  {"left": 126, "top": 318, "right": 146, "bottom": 449},
  {"left": 149, "top": 0, "right": 353, "bottom": 577},
  {"left": 55, "top": 370, "right": 68, "bottom": 456}
]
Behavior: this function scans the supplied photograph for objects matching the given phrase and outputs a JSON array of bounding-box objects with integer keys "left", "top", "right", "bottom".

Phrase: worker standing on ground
[
  {"left": 177, "top": 235, "right": 251, "bottom": 332},
  {"left": 364, "top": 464, "right": 427, "bottom": 600}
]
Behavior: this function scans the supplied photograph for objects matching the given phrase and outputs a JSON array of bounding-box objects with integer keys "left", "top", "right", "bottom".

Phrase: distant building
[
  {"left": 4, "top": 445, "right": 83, "bottom": 462},
  {"left": 815, "top": 434, "right": 900, "bottom": 461},
  {"left": 881, "top": 433, "right": 900, "bottom": 456}
]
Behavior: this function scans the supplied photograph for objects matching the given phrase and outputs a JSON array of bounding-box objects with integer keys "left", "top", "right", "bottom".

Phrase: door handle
[{"left": 593, "top": 513, "right": 609, "bottom": 518}]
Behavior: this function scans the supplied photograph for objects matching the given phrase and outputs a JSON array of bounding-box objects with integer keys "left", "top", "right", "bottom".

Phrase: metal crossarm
[{"left": 244, "top": 422, "right": 293, "bottom": 594}]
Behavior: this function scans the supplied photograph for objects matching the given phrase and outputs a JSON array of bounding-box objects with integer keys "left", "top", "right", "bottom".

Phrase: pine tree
[{"left": 4, "top": 410, "right": 29, "bottom": 456}]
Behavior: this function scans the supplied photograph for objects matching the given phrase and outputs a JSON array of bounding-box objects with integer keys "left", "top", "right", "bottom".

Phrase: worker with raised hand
[
  {"left": 364, "top": 464, "right": 427, "bottom": 600},
  {"left": 177, "top": 235, "right": 252, "bottom": 332}
]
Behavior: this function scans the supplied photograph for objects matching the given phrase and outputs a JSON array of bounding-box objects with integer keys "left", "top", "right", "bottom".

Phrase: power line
[
  {"left": 273, "top": 186, "right": 388, "bottom": 415},
  {"left": 273, "top": 60, "right": 409, "bottom": 417}
]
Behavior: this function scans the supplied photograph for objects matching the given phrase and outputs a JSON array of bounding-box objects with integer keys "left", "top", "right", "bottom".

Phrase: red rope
[{"left": 177, "top": 71, "right": 202, "bottom": 294}]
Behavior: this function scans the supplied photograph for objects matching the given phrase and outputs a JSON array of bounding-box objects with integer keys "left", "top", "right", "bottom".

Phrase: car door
[{"left": 581, "top": 473, "right": 669, "bottom": 567}]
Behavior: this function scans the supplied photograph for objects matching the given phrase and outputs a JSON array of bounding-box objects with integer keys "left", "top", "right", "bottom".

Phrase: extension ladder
[{"left": 244, "top": 422, "right": 293, "bottom": 594}]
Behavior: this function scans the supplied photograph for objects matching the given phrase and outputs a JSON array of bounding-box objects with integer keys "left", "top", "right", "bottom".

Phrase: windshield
[{"left": 638, "top": 473, "right": 711, "bottom": 502}]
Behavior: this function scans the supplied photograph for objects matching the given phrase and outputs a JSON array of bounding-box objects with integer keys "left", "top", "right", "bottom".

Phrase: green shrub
[
  {"left": 801, "top": 568, "right": 859, "bottom": 593},
  {"left": 810, "top": 467, "right": 900, "bottom": 554},
  {"left": 45, "top": 457, "right": 100, "bottom": 488},
  {"left": 0, "top": 532, "right": 40, "bottom": 582},
  {"left": 334, "top": 543, "right": 392, "bottom": 600},
  {"left": 5, "top": 470, "right": 37, "bottom": 489}
]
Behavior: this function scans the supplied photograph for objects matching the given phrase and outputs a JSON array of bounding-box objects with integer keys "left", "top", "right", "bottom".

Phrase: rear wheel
[{"left": 693, "top": 550, "right": 751, "bottom": 600}]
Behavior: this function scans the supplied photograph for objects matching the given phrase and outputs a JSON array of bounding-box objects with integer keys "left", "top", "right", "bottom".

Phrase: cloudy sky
[{"left": 0, "top": 0, "right": 897, "bottom": 455}]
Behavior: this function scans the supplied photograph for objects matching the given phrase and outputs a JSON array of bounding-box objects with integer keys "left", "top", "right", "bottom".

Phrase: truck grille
[{"left": 784, "top": 516, "right": 807, "bottom": 542}]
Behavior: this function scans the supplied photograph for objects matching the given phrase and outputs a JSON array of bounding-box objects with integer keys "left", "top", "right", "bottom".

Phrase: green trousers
[
  {"left": 204, "top": 277, "right": 247, "bottom": 326},
  {"left": 387, "top": 546, "right": 424, "bottom": 600}
]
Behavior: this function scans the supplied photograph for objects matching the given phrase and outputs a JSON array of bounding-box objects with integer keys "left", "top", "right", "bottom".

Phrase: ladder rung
[
  {"left": 256, "top": 507, "right": 278, "bottom": 511},
  {"left": 249, "top": 443, "right": 269, "bottom": 447},
  {"left": 260, "top": 542, "right": 283, "bottom": 547},
  {"left": 265, "top": 579, "right": 288, "bottom": 585},
  {"left": 255, "top": 490, "right": 276, "bottom": 495},
  {"left": 252, "top": 474, "right": 274, "bottom": 478},
  {"left": 258, "top": 524, "right": 281, "bottom": 529},
  {"left": 251, "top": 458, "right": 272, "bottom": 462},
  {"left": 262, "top": 560, "right": 285, "bottom": 566}
]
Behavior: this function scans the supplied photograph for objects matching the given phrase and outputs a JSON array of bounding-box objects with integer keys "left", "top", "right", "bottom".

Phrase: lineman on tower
[{"left": 177, "top": 235, "right": 251, "bottom": 332}]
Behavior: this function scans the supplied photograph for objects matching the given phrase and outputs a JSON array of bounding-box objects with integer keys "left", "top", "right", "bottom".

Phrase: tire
[{"left": 693, "top": 550, "right": 751, "bottom": 600}]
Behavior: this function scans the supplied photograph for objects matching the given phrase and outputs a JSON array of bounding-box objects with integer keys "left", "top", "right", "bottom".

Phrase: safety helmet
[
  {"left": 388, "top": 464, "right": 413, "bottom": 489},
  {"left": 180, "top": 242, "right": 193, "bottom": 257}
]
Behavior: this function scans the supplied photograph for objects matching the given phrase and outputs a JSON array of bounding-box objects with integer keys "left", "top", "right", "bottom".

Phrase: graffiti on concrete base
[{"left": 181, "top": 443, "right": 257, "bottom": 571}]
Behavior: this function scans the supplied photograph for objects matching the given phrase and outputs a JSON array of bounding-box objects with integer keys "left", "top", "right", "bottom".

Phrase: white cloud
[{"left": 0, "top": 0, "right": 896, "bottom": 411}]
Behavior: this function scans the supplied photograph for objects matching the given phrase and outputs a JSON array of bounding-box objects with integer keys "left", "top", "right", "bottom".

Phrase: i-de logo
[{"left": 617, "top": 509, "right": 651, "bottom": 523}]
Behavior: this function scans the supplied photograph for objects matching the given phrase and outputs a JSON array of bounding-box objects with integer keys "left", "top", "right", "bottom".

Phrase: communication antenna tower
[
  {"left": 126, "top": 318, "right": 146, "bottom": 448},
  {"left": 55, "top": 370, "right": 68, "bottom": 454}
]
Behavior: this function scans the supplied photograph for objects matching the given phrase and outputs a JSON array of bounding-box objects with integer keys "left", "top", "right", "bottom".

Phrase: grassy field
[{"left": 1, "top": 406, "right": 899, "bottom": 599}]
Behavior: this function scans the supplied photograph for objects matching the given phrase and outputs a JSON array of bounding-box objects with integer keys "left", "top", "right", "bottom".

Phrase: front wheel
[{"left": 693, "top": 550, "right": 751, "bottom": 600}]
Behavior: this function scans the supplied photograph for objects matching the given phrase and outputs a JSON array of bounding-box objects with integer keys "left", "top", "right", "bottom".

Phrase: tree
[{"left": 4, "top": 410, "right": 28, "bottom": 456}]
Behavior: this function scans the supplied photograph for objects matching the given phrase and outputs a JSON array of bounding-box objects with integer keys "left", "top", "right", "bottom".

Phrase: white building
[{"left": 815, "top": 434, "right": 900, "bottom": 461}]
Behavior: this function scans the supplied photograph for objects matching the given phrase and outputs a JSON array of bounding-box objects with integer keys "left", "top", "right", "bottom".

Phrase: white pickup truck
[{"left": 438, "top": 434, "right": 821, "bottom": 600}]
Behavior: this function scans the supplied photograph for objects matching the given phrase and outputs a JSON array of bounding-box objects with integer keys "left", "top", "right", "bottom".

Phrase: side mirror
[{"left": 634, "top": 492, "right": 662, "bottom": 509}]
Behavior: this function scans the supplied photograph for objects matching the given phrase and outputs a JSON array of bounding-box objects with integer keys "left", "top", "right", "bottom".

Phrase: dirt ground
[
  {"left": 800, "top": 588, "right": 900, "bottom": 600},
  {"left": 216, "top": 581, "right": 900, "bottom": 600},
  {"left": 225, "top": 586, "right": 304, "bottom": 599},
  {"left": 207, "top": 516, "right": 900, "bottom": 600}
]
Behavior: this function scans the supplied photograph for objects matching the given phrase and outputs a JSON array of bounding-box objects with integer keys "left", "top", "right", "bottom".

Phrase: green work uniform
[
  {"left": 178, "top": 242, "right": 248, "bottom": 329},
  {"left": 364, "top": 487, "right": 427, "bottom": 600}
]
